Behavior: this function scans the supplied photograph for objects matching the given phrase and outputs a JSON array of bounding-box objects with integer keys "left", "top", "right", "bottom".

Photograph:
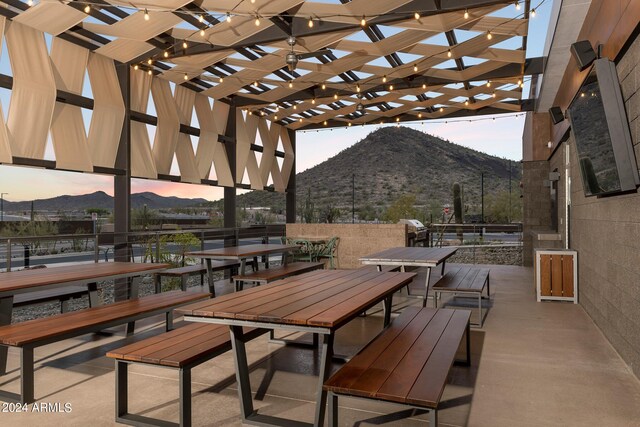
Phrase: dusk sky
[{"left": 0, "top": 1, "right": 551, "bottom": 204}]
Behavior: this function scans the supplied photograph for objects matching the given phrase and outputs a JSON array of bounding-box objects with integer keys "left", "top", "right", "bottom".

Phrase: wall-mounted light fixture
[{"left": 570, "top": 40, "right": 597, "bottom": 71}]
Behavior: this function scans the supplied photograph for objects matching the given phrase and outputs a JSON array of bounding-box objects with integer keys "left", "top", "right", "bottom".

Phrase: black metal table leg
[
  {"left": 313, "top": 333, "right": 334, "bottom": 427},
  {"left": 229, "top": 325, "right": 255, "bottom": 421}
]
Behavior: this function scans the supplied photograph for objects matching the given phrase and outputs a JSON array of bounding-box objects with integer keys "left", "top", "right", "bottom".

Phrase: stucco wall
[
  {"left": 285, "top": 224, "right": 407, "bottom": 269},
  {"left": 567, "top": 31, "right": 640, "bottom": 378}
]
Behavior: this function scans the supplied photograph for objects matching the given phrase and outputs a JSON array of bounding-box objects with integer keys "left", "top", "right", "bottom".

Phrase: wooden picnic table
[
  {"left": 360, "top": 247, "right": 458, "bottom": 306},
  {"left": 178, "top": 267, "right": 416, "bottom": 427},
  {"left": 187, "top": 244, "right": 300, "bottom": 292},
  {"left": 0, "top": 261, "right": 169, "bottom": 373}
]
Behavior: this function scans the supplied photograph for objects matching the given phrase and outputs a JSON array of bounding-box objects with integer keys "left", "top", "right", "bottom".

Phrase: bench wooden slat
[
  {"left": 107, "top": 324, "right": 267, "bottom": 368},
  {"left": 324, "top": 307, "right": 471, "bottom": 409},
  {"left": 156, "top": 260, "right": 240, "bottom": 277},
  {"left": 232, "top": 261, "right": 324, "bottom": 282},
  {"left": 430, "top": 266, "right": 463, "bottom": 291},
  {"left": 406, "top": 310, "right": 471, "bottom": 407},
  {"left": 469, "top": 269, "right": 490, "bottom": 291},
  {"left": 432, "top": 266, "right": 490, "bottom": 293},
  {"left": 357, "top": 265, "right": 402, "bottom": 273},
  {"left": 345, "top": 309, "right": 444, "bottom": 399},
  {"left": 0, "top": 291, "right": 210, "bottom": 347},
  {"left": 375, "top": 310, "right": 456, "bottom": 405},
  {"left": 13, "top": 286, "right": 88, "bottom": 306}
]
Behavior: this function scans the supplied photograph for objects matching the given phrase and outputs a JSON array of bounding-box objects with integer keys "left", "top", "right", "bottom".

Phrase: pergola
[{"left": 0, "top": 0, "right": 541, "bottom": 231}]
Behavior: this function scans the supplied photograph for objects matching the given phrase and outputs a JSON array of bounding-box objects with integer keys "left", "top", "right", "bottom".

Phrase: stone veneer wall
[
  {"left": 285, "top": 223, "right": 407, "bottom": 269},
  {"left": 567, "top": 31, "right": 640, "bottom": 378},
  {"left": 522, "top": 160, "right": 555, "bottom": 266}
]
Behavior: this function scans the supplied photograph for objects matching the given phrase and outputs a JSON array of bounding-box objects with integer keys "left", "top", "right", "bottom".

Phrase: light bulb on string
[
  {"left": 464, "top": 9, "right": 469, "bottom": 19},
  {"left": 219, "top": 77, "right": 224, "bottom": 83},
  {"left": 27, "top": 0, "right": 33, "bottom": 6},
  {"left": 147, "top": 58, "right": 153, "bottom": 65},
  {"left": 382, "top": 75, "right": 387, "bottom": 83},
  {"left": 184, "top": 73, "right": 188, "bottom": 81},
  {"left": 487, "top": 31, "right": 492, "bottom": 40},
  {"left": 531, "top": 8, "right": 536, "bottom": 17},
  {"left": 133, "top": 64, "right": 139, "bottom": 70},
  {"left": 226, "top": 13, "right": 231, "bottom": 23},
  {"left": 413, "top": 64, "right": 418, "bottom": 72},
  {"left": 182, "top": 41, "right": 188, "bottom": 49},
  {"left": 84, "top": 4, "right": 90, "bottom": 13},
  {"left": 414, "top": 12, "right": 420, "bottom": 20},
  {"left": 255, "top": 16, "right": 260, "bottom": 26},
  {"left": 144, "top": 9, "right": 150, "bottom": 21},
  {"left": 163, "top": 51, "right": 169, "bottom": 58},
  {"left": 447, "top": 49, "right": 452, "bottom": 58},
  {"left": 321, "top": 83, "right": 326, "bottom": 90},
  {"left": 515, "top": 1, "right": 521, "bottom": 10},
  {"left": 360, "top": 15, "right": 366, "bottom": 26},
  {"left": 308, "top": 17, "right": 314, "bottom": 28},
  {"left": 200, "top": 28, "right": 206, "bottom": 37},
  {"left": 198, "top": 14, "right": 204, "bottom": 23}
]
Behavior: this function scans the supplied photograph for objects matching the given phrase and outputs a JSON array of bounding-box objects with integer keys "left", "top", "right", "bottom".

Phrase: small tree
[
  {"left": 383, "top": 194, "right": 418, "bottom": 223},
  {"left": 300, "top": 188, "right": 316, "bottom": 223},
  {"left": 319, "top": 204, "right": 341, "bottom": 223}
]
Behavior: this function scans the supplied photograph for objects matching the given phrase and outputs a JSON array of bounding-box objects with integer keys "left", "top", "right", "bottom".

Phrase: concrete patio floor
[{"left": 1, "top": 264, "right": 640, "bottom": 426}]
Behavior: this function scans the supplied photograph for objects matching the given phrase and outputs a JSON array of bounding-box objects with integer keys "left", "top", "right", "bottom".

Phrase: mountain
[
  {"left": 3, "top": 191, "right": 208, "bottom": 212},
  {"left": 237, "top": 126, "right": 521, "bottom": 212}
]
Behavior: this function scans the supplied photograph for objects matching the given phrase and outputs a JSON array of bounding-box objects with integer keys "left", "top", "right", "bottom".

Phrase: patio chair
[{"left": 316, "top": 236, "right": 339, "bottom": 269}]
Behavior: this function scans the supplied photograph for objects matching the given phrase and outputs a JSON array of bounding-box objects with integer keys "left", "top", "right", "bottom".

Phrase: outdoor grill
[{"left": 398, "top": 219, "right": 428, "bottom": 246}]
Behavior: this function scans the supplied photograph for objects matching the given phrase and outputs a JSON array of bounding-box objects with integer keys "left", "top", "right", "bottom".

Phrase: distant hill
[
  {"left": 3, "top": 191, "right": 208, "bottom": 212},
  {"left": 237, "top": 126, "right": 521, "bottom": 212}
]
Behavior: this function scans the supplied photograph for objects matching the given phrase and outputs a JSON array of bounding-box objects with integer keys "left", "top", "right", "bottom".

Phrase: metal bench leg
[
  {"left": 465, "top": 321, "right": 471, "bottom": 366},
  {"left": 428, "top": 408, "right": 438, "bottom": 426},
  {"left": 21, "top": 347, "right": 34, "bottom": 404},
  {"left": 126, "top": 277, "right": 142, "bottom": 336},
  {"left": 0, "top": 296, "right": 13, "bottom": 375},
  {"left": 166, "top": 311, "right": 174, "bottom": 331},
  {"left": 328, "top": 392, "right": 338, "bottom": 427},
  {"left": 314, "top": 333, "right": 335, "bottom": 427},
  {"left": 154, "top": 274, "right": 161, "bottom": 294},
  {"left": 383, "top": 296, "right": 393, "bottom": 327},
  {"left": 180, "top": 368, "right": 192, "bottom": 427},
  {"left": 87, "top": 282, "right": 99, "bottom": 307},
  {"left": 478, "top": 293, "right": 483, "bottom": 328},
  {"left": 205, "top": 259, "right": 216, "bottom": 297},
  {"left": 229, "top": 326, "right": 255, "bottom": 421},
  {"left": 115, "top": 361, "right": 128, "bottom": 420},
  {"left": 434, "top": 291, "right": 439, "bottom": 309},
  {"left": 423, "top": 267, "right": 432, "bottom": 308}
]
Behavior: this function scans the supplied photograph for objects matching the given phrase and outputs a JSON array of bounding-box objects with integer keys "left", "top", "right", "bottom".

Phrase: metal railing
[{"left": 0, "top": 225, "right": 286, "bottom": 271}]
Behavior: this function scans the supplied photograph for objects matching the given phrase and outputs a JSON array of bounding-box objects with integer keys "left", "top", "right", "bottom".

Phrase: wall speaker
[
  {"left": 570, "top": 40, "right": 597, "bottom": 71},
  {"left": 549, "top": 106, "right": 564, "bottom": 124}
]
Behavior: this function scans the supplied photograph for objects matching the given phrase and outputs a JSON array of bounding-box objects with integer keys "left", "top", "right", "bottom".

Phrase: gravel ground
[{"left": 11, "top": 271, "right": 226, "bottom": 323}]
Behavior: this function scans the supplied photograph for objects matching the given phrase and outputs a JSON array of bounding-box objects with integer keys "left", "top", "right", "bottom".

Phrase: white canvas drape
[
  {"left": 130, "top": 70, "right": 157, "bottom": 178},
  {"left": 0, "top": 18, "right": 12, "bottom": 164},
  {"left": 87, "top": 53, "right": 125, "bottom": 169},
  {"left": 236, "top": 110, "right": 263, "bottom": 189},
  {"left": 194, "top": 96, "right": 232, "bottom": 186},
  {"left": 50, "top": 38, "right": 92, "bottom": 172},
  {"left": 5, "top": 21, "right": 56, "bottom": 160},
  {"left": 173, "top": 85, "right": 200, "bottom": 183},
  {"left": 151, "top": 78, "right": 179, "bottom": 175}
]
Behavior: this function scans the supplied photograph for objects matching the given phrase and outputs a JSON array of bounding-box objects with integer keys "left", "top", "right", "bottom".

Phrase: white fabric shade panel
[
  {"left": 151, "top": 78, "right": 180, "bottom": 175},
  {"left": 173, "top": 85, "right": 200, "bottom": 184},
  {"left": 13, "top": 1, "right": 86, "bottom": 36},
  {"left": 87, "top": 53, "right": 126, "bottom": 169},
  {"left": 5, "top": 22, "right": 56, "bottom": 160}
]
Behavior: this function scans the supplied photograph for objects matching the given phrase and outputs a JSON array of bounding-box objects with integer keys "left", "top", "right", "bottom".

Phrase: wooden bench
[
  {"left": 232, "top": 261, "right": 325, "bottom": 291},
  {"left": 323, "top": 307, "right": 471, "bottom": 427},
  {"left": 0, "top": 290, "right": 210, "bottom": 404},
  {"left": 357, "top": 265, "right": 402, "bottom": 273},
  {"left": 13, "top": 286, "right": 89, "bottom": 313},
  {"left": 432, "top": 266, "right": 490, "bottom": 327},
  {"left": 107, "top": 323, "right": 266, "bottom": 427},
  {"left": 153, "top": 260, "right": 241, "bottom": 292}
]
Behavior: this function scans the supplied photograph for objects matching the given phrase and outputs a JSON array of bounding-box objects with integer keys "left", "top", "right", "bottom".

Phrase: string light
[
  {"left": 334, "top": 93, "right": 338, "bottom": 100},
  {"left": 356, "top": 84, "right": 361, "bottom": 93},
  {"left": 323, "top": 120, "right": 328, "bottom": 126},
  {"left": 464, "top": 9, "right": 469, "bottom": 19},
  {"left": 255, "top": 15, "right": 260, "bottom": 26},
  {"left": 84, "top": 4, "right": 90, "bottom": 13},
  {"left": 147, "top": 58, "right": 153, "bottom": 65},
  {"left": 447, "top": 49, "right": 452, "bottom": 58},
  {"left": 251, "top": 0, "right": 255, "bottom": 3},
  {"left": 200, "top": 28, "right": 206, "bottom": 37},
  {"left": 422, "top": 83, "right": 427, "bottom": 89},
  {"left": 413, "top": 64, "right": 418, "bottom": 72},
  {"left": 226, "top": 12, "right": 231, "bottom": 23},
  {"left": 531, "top": 8, "right": 536, "bottom": 17},
  {"left": 198, "top": 14, "right": 204, "bottom": 23},
  {"left": 311, "top": 98, "right": 316, "bottom": 104},
  {"left": 148, "top": 70, "right": 152, "bottom": 75},
  {"left": 254, "top": 81, "right": 259, "bottom": 87},
  {"left": 289, "top": 81, "right": 293, "bottom": 88},
  {"left": 299, "top": 118, "right": 303, "bottom": 123},
  {"left": 182, "top": 41, "right": 188, "bottom": 49},
  {"left": 418, "top": 112, "right": 422, "bottom": 118},
  {"left": 348, "top": 122, "right": 352, "bottom": 127},
  {"left": 487, "top": 31, "right": 492, "bottom": 40},
  {"left": 321, "top": 83, "right": 326, "bottom": 90},
  {"left": 27, "top": 0, "right": 33, "bottom": 6},
  {"left": 133, "top": 64, "right": 139, "bottom": 70},
  {"left": 360, "top": 15, "right": 366, "bottom": 26},
  {"left": 308, "top": 17, "right": 314, "bottom": 28},
  {"left": 389, "top": 84, "right": 394, "bottom": 91},
  {"left": 487, "top": 81, "right": 491, "bottom": 87},
  {"left": 144, "top": 8, "right": 149, "bottom": 20},
  {"left": 184, "top": 73, "right": 188, "bottom": 80},
  {"left": 517, "top": 78, "right": 522, "bottom": 86},
  {"left": 440, "top": 107, "right": 444, "bottom": 112},
  {"left": 465, "top": 100, "right": 469, "bottom": 106},
  {"left": 382, "top": 75, "right": 387, "bottom": 83},
  {"left": 293, "top": 105, "right": 297, "bottom": 110},
  {"left": 396, "top": 117, "right": 400, "bottom": 122},
  {"left": 163, "top": 51, "right": 169, "bottom": 58},
  {"left": 492, "top": 92, "right": 497, "bottom": 98},
  {"left": 274, "top": 114, "right": 278, "bottom": 120},
  {"left": 219, "top": 77, "right": 224, "bottom": 83},
  {"left": 515, "top": 1, "right": 521, "bottom": 10},
  {"left": 414, "top": 12, "right": 420, "bottom": 20}
]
